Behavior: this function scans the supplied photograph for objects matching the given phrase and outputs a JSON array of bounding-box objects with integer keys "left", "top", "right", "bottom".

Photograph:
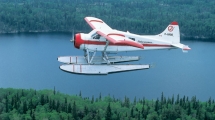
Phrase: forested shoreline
[
  {"left": 0, "top": 0, "right": 215, "bottom": 41},
  {"left": 0, "top": 88, "right": 215, "bottom": 120}
]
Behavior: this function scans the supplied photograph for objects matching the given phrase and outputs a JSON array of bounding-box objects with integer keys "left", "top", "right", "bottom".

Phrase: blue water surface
[{"left": 0, "top": 33, "right": 214, "bottom": 101}]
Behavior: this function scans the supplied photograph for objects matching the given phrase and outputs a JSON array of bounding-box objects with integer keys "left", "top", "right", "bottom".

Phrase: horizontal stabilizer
[{"left": 171, "top": 43, "right": 191, "bottom": 52}]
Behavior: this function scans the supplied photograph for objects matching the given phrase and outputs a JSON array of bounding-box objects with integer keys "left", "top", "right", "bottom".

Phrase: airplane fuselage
[{"left": 74, "top": 29, "right": 174, "bottom": 52}]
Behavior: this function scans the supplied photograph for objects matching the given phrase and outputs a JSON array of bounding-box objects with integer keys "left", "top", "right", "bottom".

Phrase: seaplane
[{"left": 58, "top": 17, "right": 191, "bottom": 75}]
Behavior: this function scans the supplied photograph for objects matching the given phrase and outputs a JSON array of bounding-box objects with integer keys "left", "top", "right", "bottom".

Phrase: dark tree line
[
  {"left": 0, "top": 0, "right": 215, "bottom": 41},
  {"left": 0, "top": 88, "right": 215, "bottom": 120}
]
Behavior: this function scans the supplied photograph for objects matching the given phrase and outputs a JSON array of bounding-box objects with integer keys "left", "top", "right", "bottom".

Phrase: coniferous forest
[
  {"left": 0, "top": 88, "right": 215, "bottom": 120},
  {"left": 0, "top": 0, "right": 215, "bottom": 41}
]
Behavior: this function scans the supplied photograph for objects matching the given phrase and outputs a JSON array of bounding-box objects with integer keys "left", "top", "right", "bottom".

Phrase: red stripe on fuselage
[
  {"left": 141, "top": 44, "right": 172, "bottom": 47},
  {"left": 82, "top": 40, "right": 172, "bottom": 47}
]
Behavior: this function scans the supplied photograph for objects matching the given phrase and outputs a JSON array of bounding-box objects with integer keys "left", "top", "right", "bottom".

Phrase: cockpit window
[{"left": 92, "top": 33, "right": 101, "bottom": 39}]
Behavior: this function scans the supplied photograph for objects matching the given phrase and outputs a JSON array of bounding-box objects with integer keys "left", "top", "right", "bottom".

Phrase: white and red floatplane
[{"left": 58, "top": 17, "right": 191, "bottom": 74}]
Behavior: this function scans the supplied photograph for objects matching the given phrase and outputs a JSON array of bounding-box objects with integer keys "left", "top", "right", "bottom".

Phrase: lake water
[{"left": 0, "top": 33, "right": 215, "bottom": 101}]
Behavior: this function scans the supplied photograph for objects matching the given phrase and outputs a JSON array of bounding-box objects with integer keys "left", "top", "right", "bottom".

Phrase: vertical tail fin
[
  {"left": 161, "top": 22, "right": 191, "bottom": 51},
  {"left": 158, "top": 21, "right": 180, "bottom": 44}
]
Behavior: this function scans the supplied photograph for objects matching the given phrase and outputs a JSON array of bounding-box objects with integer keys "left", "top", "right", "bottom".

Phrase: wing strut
[
  {"left": 85, "top": 49, "right": 97, "bottom": 64},
  {"left": 102, "top": 40, "right": 110, "bottom": 64},
  {"left": 89, "top": 51, "right": 96, "bottom": 63},
  {"left": 104, "top": 40, "right": 109, "bottom": 52}
]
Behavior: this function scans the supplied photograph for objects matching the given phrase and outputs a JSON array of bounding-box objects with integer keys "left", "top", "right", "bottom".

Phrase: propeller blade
[{"left": 70, "top": 29, "right": 75, "bottom": 42}]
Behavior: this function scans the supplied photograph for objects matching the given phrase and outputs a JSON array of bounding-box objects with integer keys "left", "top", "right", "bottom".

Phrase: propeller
[{"left": 70, "top": 29, "right": 75, "bottom": 42}]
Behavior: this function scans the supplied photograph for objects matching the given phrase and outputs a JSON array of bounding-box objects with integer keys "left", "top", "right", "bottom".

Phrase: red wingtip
[{"left": 170, "top": 21, "right": 178, "bottom": 25}]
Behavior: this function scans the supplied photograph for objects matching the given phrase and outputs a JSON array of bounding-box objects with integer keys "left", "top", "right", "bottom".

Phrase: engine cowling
[{"left": 74, "top": 33, "right": 84, "bottom": 49}]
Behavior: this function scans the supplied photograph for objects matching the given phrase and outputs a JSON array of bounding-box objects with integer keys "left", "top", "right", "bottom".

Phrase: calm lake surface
[{"left": 0, "top": 33, "right": 214, "bottom": 101}]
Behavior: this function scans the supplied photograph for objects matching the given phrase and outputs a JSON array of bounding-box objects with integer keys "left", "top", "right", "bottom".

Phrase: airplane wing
[
  {"left": 97, "top": 30, "right": 144, "bottom": 49},
  {"left": 85, "top": 17, "right": 143, "bottom": 49},
  {"left": 85, "top": 17, "right": 112, "bottom": 31}
]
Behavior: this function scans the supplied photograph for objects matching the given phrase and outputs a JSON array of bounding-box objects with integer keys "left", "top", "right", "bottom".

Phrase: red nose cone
[{"left": 74, "top": 33, "right": 84, "bottom": 49}]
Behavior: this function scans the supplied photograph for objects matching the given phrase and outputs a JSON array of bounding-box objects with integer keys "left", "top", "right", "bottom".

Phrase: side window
[
  {"left": 94, "top": 34, "right": 101, "bottom": 39},
  {"left": 129, "top": 37, "right": 135, "bottom": 41}
]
